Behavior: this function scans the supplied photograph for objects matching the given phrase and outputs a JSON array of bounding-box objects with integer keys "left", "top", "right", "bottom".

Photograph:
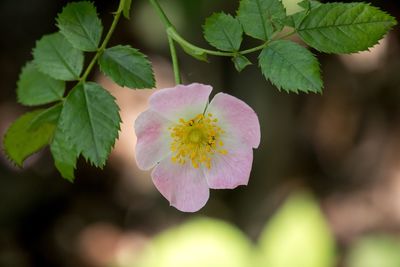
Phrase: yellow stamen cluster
[{"left": 169, "top": 113, "right": 227, "bottom": 169}]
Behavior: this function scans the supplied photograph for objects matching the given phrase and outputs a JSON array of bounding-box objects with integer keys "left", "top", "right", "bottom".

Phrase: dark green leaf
[
  {"left": 259, "top": 40, "right": 322, "bottom": 93},
  {"left": 283, "top": 0, "right": 321, "bottom": 28},
  {"left": 297, "top": 3, "right": 397, "bottom": 53},
  {"left": 99, "top": 45, "right": 155, "bottom": 89},
  {"left": 123, "top": 0, "right": 132, "bottom": 19},
  {"left": 3, "top": 110, "right": 56, "bottom": 166},
  {"left": 33, "top": 32, "right": 84, "bottom": 80},
  {"left": 17, "top": 62, "right": 65, "bottom": 106},
  {"left": 298, "top": 0, "right": 321, "bottom": 9},
  {"left": 203, "top": 12, "right": 243, "bottom": 51},
  {"left": 57, "top": 1, "right": 103, "bottom": 51},
  {"left": 59, "top": 82, "right": 121, "bottom": 167},
  {"left": 237, "top": 0, "right": 286, "bottom": 40},
  {"left": 50, "top": 125, "right": 78, "bottom": 182},
  {"left": 232, "top": 54, "right": 252, "bottom": 72}
]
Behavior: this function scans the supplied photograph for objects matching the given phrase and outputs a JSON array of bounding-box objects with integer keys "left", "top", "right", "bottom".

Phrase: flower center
[{"left": 169, "top": 113, "right": 227, "bottom": 169}]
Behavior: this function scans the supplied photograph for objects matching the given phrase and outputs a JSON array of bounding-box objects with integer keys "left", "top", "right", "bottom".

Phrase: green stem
[
  {"left": 80, "top": 0, "right": 126, "bottom": 82},
  {"left": 168, "top": 35, "right": 181, "bottom": 84}
]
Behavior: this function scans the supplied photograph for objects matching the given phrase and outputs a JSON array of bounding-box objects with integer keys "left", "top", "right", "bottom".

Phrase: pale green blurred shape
[
  {"left": 257, "top": 192, "right": 336, "bottom": 267},
  {"left": 137, "top": 217, "right": 254, "bottom": 267},
  {"left": 282, "top": 0, "right": 303, "bottom": 15},
  {"left": 346, "top": 235, "right": 400, "bottom": 267}
]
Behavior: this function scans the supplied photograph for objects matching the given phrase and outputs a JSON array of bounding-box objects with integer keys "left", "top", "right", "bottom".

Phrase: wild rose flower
[{"left": 134, "top": 83, "right": 260, "bottom": 212}]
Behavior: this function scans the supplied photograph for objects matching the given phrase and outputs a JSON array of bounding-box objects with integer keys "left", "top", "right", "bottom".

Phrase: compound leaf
[
  {"left": 57, "top": 1, "right": 103, "bottom": 51},
  {"left": 99, "top": 45, "right": 155, "bottom": 89},
  {"left": 297, "top": 3, "right": 397, "bottom": 53},
  {"left": 237, "top": 0, "right": 286, "bottom": 40},
  {"left": 33, "top": 32, "right": 84, "bottom": 81},
  {"left": 259, "top": 40, "right": 322, "bottom": 93},
  {"left": 203, "top": 12, "right": 243, "bottom": 51},
  {"left": 17, "top": 62, "right": 65, "bottom": 106},
  {"left": 59, "top": 82, "right": 121, "bottom": 167}
]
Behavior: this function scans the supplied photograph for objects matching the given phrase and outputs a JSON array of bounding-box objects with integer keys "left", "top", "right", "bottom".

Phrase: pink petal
[
  {"left": 204, "top": 142, "right": 253, "bottom": 189},
  {"left": 207, "top": 93, "right": 260, "bottom": 148},
  {"left": 134, "top": 110, "right": 172, "bottom": 170},
  {"left": 151, "top": 159, "right": 210, "bottom": 212},
  {"left": 149, "top": 83, "right": 212, "bottom": 121}
]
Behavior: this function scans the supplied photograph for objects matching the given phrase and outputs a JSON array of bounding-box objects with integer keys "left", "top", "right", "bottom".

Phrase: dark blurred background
[{"left": 1, "top": 0, "right": 400, "bottom": 266}]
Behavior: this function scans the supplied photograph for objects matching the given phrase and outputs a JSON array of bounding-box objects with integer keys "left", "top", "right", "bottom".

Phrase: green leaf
[
  {"left": 203, "top": 12, "right": 243, "bottom": 51},
  {"left": 57, "top": 1, "right": 103, "bottom": 52},
  {"left": 29, "top": 103, "right": 62, "bottom": 130},
  {"left": 98, "top": 45, "right": 155, "bottom": 89},
  {"left": 257, "top": 192, "right": 336, "bottom": 267},
  {"left": 50, "top": 125, "right": 78, "bottom": 182},
  {"left": 297, "top": 3, "right": 397, "bottom": 53},
  {"left": 232, "top": 54, "right": 252, "bottom": 72},
  {"left": 33, "top": 32, "right": 84, "bottom": 81},
  {"left": 237, "top": 0, "right": 286, "bottom": 40},
  {"left": 3, "top": 110, "right": 56, "bottom": 167},
  {"left": 123, "top": 0, "right": 132, "bottom": 19},
  {"left": 59, "top": 82, "right": 121, "bottom": 167},
  {"left": 259, "top": 40, "right": 322, "bottom": 93},
  {"left": 283, "top": 0, "right": 321, "bottom": 28},
  {"left": 17, "top": 62, "right": 65, "bottom": 106},
  {"left": 298, "top": 0, "right": 321, "bottom": 9}
]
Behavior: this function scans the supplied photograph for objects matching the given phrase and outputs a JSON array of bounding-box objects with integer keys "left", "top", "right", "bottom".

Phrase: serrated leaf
[
  {"left": 123, "top": 0, "right": 132, "bottom": 19},
  {"left": 232, "top": 54, "right": 252, "bottom": 72},
  {"left": 237, "top": 0, "right": 286, "bottom": 40},
  {"left": 297, "top": 3, "right": 397, "bottom": 54},
  {"left": 259, "top": 40, "right": 322, "bottom": 93},
  {"left": 33, "top": 32, "right": 84, "bottom": 80},
  {"left": 17, "top": 62, "right": 65, "bottom": 106},
  {"left": 57, "top": 1, "right": 103, "bottom": 51},
  {"left": 3, "top": 110, "right": 56, "bottom": 167},
  {"left": 283, "top": 0, "right": 321, "bottom": 28},
  {"left": 298, "top": 0, "right": 321, "bottom": 9},
  {"left": 50, "top": 125, "right": 78, "bottom": 182},
  {"left": 203, "top": 12, "right": 243, "bottom": 51},
  {"left": 59, "top": 82, "right": 121, "bottom": 167},
  {"left": 99, "top": 45, "right": 155, "bottom": 89},
  {"left": 29, "top": 103, "right": 62, "bottom": 130}
]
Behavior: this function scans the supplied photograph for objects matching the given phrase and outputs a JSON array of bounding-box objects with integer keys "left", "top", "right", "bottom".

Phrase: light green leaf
[
  {"left": 57, "top": 1, "right": 103, "bottom": 51},
  {"left": 232, "top": 54, "right": 252, "bottom": 72},
  {"left": 33, "top": 32, "right": 84, "bottom": 80},
  {"left": 297, "top": 3, "right": 397, "bottom": 53},
  {"left": 257, "top": 192, "right": 336, "bottom": 267},
  {"left": 259, "top": 40, "right": 322, "bottom": 93},
  {"left": 17, "top": 62, "right": 65, "bottom": 106},
  {"left": 50, "top": 125, "right": 78, "bottom": 182},
  {"left": 123, "top": 0, "right": 132, "bottom": 19},
  {"left": 3, "top": 110, "right": 56, "bottom": 167},
  {"left": 298, "top": 0, "right": 321, "bottom": 9},
  {"left": 59, "top": 82, "right": 121, "bottom": 167},
  {"left": 99, "top": 45, "right": 155, "bottom": 89},
  {"left": 138, "top": 218, "right": 254, "bottom": 267},
  {"left": 237, "top": 0, "right": 286, "bottom": 40},
  {"left": 203, "top": 12, "right": 243, "bottom": 51},
  {"left": 29, "top": 103, "right": 62, "bottom": 130},
  {"left": 181, "top": 45, "right": 208, "bottom": 62}
]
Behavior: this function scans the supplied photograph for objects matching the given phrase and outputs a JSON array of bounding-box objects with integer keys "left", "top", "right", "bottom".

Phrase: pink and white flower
[{"left": 134, "top": 83, "right": 260, "bottom": 212}]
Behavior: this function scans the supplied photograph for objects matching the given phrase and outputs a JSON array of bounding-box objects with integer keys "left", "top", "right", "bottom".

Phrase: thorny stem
[{"left": 79, "top": 0, "right": 126, "bottom": 82}]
